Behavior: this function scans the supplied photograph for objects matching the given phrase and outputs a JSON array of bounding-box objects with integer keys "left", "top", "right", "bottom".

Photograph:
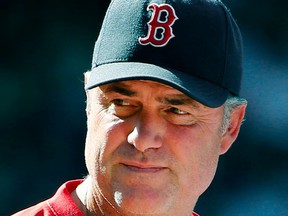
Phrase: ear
[
  {"left": 84, "top": 71, "right": 91, "bottom": 89},
  {"left": 84, "top": 72, "right": 91, "bottom": 116},
  {"left": 220, "top": 104, "right": 247, "bottom": 155}
]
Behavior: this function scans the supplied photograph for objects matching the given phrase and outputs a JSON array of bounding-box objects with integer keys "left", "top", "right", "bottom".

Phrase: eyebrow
[
  {"left": 159, "top": 96, "right": 200, "bottom": 108},
  {"left": 104, "top": 84, "right": 137, "bottom": 97}
]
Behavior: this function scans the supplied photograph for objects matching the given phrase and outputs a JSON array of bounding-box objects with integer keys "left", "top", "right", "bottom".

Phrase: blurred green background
[{"left": 1, "top": 0, "right": 288, "bottom": 215}]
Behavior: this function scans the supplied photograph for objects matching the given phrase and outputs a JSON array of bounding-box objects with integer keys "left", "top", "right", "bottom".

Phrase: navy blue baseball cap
[{"left": 85, "top": 0, "right": 243, "bottom": 108}]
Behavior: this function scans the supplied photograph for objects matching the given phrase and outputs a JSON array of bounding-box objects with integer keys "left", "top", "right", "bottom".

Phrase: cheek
[
  {"left": 85, "top": 110, "right": 107, "bottom": 170},
  {"left": 85, "top": 111, "right": 128, "bottom": 177},
  {"left": 167, "top": 125, "right": 221, "bottom": 196}
]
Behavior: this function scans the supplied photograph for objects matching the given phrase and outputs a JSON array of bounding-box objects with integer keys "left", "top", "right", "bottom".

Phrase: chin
[{"left": 113, "top": 189, "right": 174, "bottom": 215}]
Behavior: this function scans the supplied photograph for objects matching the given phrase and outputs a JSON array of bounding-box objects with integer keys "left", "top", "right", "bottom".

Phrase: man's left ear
[
  {"left": 84, "top": 71, "right": 91, "bottom": 116},
  {"left": 220, "top": 104, "right": 247, "bottom": 155}
]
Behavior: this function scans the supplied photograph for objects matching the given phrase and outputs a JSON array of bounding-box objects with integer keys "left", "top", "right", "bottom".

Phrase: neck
[{"left": 72, "top": 177, "right": 119, "bottom": 216}]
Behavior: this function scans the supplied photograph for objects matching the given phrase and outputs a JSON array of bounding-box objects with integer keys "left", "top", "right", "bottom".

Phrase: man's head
[
  {"left": 84, "top": 79, "right": 246, "bottom": 215},
  {"left": 83, "top": 0, "right": 247, "bottom": 215}
]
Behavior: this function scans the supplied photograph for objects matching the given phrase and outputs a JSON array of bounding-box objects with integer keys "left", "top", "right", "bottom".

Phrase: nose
[{"left": 127, "top": 113, "right": 163, "bottom": 152}]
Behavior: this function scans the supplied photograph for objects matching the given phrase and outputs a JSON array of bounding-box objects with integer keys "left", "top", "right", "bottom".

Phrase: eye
[
  {"left": 168, "top": 107, "right": 189, "bottom": 115},
  {"left": 112, "top": 99, "right": 131, "bottom": 106},
  {"left": 108, "top": 98, "right": 139, "bottom": 118},
  {"left": 164, "top": 107, "right": 197, "bottom": 126}
]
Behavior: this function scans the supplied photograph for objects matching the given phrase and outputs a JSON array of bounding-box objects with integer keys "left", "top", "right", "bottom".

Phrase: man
[{"left": 13, "top": 0, "right": 247, "bottom": 215}]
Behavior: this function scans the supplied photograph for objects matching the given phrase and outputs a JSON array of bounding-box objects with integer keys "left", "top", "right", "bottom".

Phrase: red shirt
[
  {"left": 12, "top": 180, "right": 199, "bottom": 216},
  {"left": 12, "top": 180, "right": 84, "bottom": 216}
]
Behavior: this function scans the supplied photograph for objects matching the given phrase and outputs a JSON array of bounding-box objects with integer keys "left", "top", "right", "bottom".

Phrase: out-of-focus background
[{"left": 1, "top": 0, "right": 287, "bottom": 215}]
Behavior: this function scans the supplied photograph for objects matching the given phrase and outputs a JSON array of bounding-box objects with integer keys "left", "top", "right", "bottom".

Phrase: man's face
[{"left": 85, "top": 80, "right": 227, "bottom": 215}]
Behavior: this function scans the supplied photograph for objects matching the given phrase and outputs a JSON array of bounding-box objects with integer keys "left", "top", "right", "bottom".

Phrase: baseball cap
[{"left": 85, "top": 0, "right": 243, "bottom": 108}]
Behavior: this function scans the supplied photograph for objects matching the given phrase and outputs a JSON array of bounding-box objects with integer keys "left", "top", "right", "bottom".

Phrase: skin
[{"left": 72, "top": 79, "right": 246, "bottom": 216}]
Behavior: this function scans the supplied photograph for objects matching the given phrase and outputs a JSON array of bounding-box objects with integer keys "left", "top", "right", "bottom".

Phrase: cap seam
[
  {"left": 92, "top": 61, "right": 230, "bottom": 92},
  {"left": 219, "top": 2, "right": 229, "bottom": 88},
  {"left": 94, "top": 0, "right": 117, "bottom": 66},
  {"left": 95, "top": 58, "right": 131, "bottom": 68}
]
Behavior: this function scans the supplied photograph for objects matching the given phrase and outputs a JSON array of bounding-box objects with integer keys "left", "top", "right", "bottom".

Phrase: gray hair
[{"left": 220, "top": 95, "right": 247, "bottom": 134}]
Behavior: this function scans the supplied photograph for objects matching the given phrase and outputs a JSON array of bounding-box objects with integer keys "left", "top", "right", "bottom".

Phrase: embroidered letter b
[{"left": 139, "top": 3, "right": 178, "bottom": 47}]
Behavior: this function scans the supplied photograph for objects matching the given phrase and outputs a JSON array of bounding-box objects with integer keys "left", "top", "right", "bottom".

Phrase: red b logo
[{"left": 139, "top": 3, "right": 178, "bottom": 47}]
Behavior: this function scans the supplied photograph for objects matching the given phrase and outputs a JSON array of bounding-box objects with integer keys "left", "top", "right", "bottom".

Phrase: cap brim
[{"left": 85, "top": 62, "right": 229, "bottom": 108}]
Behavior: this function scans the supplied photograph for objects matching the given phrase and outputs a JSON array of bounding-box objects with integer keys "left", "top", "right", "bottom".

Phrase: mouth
[{"left": 120, "top": 163, "right": 167, "bottom": 173}]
